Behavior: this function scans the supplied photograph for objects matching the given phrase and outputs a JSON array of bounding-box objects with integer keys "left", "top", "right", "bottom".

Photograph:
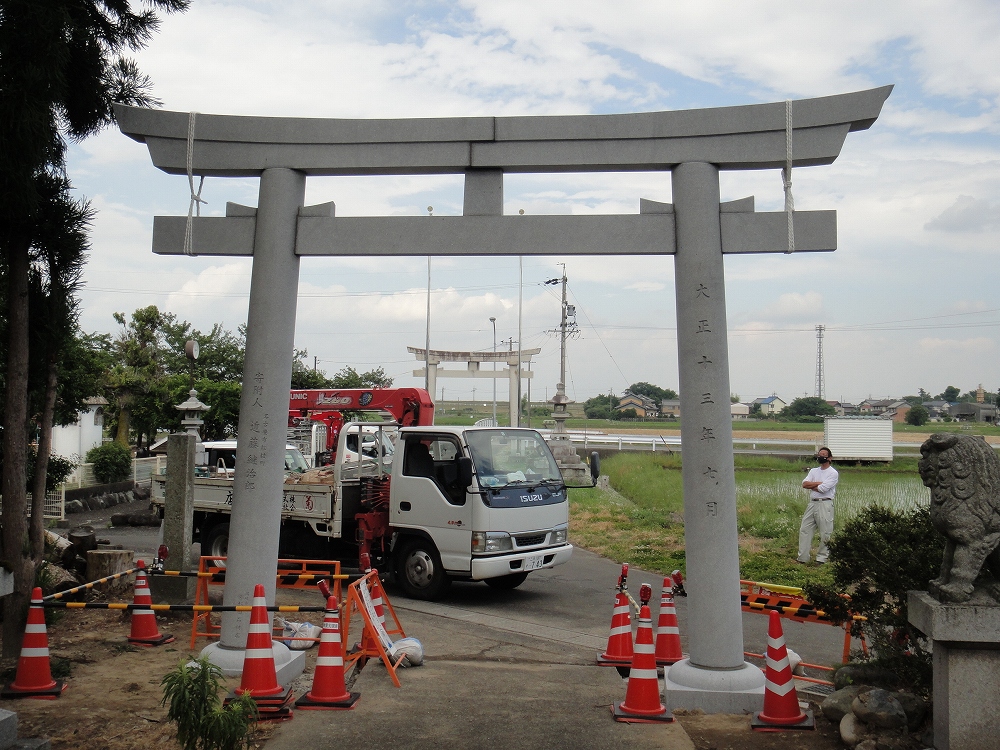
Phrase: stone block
[
  {"left": 908, "top": 590, "right": 1000, "bottom": 750},
  {"left": 0, "top": 708, "right": 18, "bottom": 749}
]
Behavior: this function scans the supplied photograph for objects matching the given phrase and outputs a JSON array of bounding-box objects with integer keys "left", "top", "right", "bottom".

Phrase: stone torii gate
[
  {"left": 406, "top": 346, "right": 539, "bottom": 427},
  {"left": 117, "top": 85, "right": 890, "bottom": 708}
]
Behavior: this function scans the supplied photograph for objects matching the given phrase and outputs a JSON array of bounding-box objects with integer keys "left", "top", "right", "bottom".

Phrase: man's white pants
[{"left": 798, "top": 498, "right": 834, "bottom": 563}]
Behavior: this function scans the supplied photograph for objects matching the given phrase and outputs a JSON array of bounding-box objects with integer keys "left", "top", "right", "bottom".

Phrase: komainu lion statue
[{"left": 918, "top": 433, "right": 1000, "bottom": 603}]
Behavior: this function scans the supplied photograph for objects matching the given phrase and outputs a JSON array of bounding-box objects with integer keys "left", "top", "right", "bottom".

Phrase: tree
[
  {"left": 107, "top": 306, "right": 166, "bottom": 447},
  {"left": 0, "top": 0, "right": 189, "bottom": 661},
  {"left": 290, "top": 349, "right": 334, "bottom": 389},
  {"left": 780, "top": 396, "right": 836, "bottom": 419},
  {"left": 329, "top": 365, "right": 393, "bottom": 389},
  {"left": 905, "top": 405, "right": 930, "bottom": 426},
  {"left": 937, "top": 386, "right": 960, "bottom": 402},
  {"left": 626, "top": 381, "right": 677, "bottom": 405},
  {"left": 583, "top": 393, "right": 617, "bottom": 419}
]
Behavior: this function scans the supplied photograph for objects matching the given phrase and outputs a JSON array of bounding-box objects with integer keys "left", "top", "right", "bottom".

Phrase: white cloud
[
  {"left": 754, "top": 292, "right": 825, "bottom": 322},
  {"left": 926, "top": 195, "right": 1000, "bottom": 232}
]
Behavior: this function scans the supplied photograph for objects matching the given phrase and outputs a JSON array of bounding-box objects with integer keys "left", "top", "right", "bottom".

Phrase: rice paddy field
[{"left": 568, "top": 453, "right": 930, "bottom": 588}]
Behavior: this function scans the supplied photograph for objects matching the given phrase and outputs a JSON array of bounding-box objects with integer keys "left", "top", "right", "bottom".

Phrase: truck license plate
[{"left": 524, "top": 554, "right": 545, "bottom": 571}]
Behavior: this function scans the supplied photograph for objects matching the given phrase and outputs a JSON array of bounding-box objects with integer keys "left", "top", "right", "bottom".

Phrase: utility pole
[
  {"left": 815, "top": 324, "right": 826, "bottom": 400},
  {"left": 490, "top": 316, "right": 497, "bottom": 425},
  {"left": 545, "top": 265, "right": 577, "bottom": 435}
]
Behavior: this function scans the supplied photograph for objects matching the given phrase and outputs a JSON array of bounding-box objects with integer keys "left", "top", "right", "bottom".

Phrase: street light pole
[{"left": 490, "top": 316, "right": 497, "bottom": 425}]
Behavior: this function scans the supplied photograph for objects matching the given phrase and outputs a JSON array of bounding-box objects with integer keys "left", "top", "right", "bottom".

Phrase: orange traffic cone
[
  {"left": 226, "top": 584, "right": 294, "bottom": 720},
  {"left": 597, "top": 591, "right": 634, "bottom": 667},
  {"left": 654, "top": 577, "right": 683, "bottom": 666},
  {"left": 127, "top": 560, "right": 174, "bottom": 646},
  {"left": 295, "top": 596, "right": 360, "bottom": 710},
  {"left": 613, "top": 605, "right": 673, "bottom": 723},
  {"left": 751, "top": 610, "right": 814, "bottom": 731},
  {"left": 1, "top": 587, "right": 65, "bottom": 699}
]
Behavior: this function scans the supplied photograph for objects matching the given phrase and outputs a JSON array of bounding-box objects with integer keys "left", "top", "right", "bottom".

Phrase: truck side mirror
[
  {"left": 457, "top": 456, "right": 474, "bottom": 489},
  {"left": 590, "top": 452, "right": 601, "bottom": 483}
]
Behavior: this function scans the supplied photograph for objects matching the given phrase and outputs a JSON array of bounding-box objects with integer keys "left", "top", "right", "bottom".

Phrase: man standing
[{"left": 796, "top": 447, "right": 838, "bottom": 564}]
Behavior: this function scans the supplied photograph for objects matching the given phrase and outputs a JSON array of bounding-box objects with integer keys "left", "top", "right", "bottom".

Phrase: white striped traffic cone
[
  {"left": 295, "top": 596, "right": 360, "bottom": 710},
  {"left": 128, "top": 560, "right": 174, "bottom": 646},
  {"left": 226, "top": 584, "right": 293, "bottom": 719},
  {"left": 613, "top": 605, "right": 673, "bottom": 723},
  {"left": 654, "top": 577, "right": 683, "bottom": 665},
  {"left": 597, "top": 591, "right": 634, "bottom": 667},
  {"left": 1, "top": 587, "right": 65, "bottom": 699},
  {"left": 751, "top": 610, "right": 814, "bottom": 731}
]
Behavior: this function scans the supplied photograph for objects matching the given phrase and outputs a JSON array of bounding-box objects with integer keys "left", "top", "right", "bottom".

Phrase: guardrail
[{"left": 540, "top": 430, "right": 930, "bottom": 457}]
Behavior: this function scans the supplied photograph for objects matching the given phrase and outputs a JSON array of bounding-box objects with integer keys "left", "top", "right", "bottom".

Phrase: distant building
[
  {"left": 731, "top": 402, "right": 750, "bottom": 419},
  {"left": 751, "top": 395, "right": 786, "bottom": 416},
  {"left": 51, "top": 397, "right": 107, "bottom": 461},
  {"left": 922, "top": 400, "right": 951, "bottom": 421},
  {"left": 617, "top": 391, "right": 660, "bottom": 418},
  {"left": 950, "top": 403, "right": 997, "bottom": 423},
  {"left": 660, "top": 399, "right": 681, "bottom": 418},
  {"left": 859, "top": 399, "right": 910, "bottom": 421},
  {"left": 826, "top": 401, "right": 861, "bottom": 416}
]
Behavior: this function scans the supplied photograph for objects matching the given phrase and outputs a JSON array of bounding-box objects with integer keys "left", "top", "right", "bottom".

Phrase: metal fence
[
  {"left": 63, "top": 456, "right": 164, "bottom": 488},
  {"left": 0, "top": 490, "right": 66, "bottom": 521},
  {"left": 0, "top": 456, "right": 166, "bottom": 521}
]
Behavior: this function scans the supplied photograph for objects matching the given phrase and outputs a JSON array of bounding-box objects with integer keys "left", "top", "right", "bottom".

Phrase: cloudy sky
[{"left": 66, "top": 1, "right": 1000, "bottom": 407}]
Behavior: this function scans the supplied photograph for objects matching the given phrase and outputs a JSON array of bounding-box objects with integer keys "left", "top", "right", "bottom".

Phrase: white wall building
[{"left": 51, "top": 397, "right": 107, "bottom": 461}]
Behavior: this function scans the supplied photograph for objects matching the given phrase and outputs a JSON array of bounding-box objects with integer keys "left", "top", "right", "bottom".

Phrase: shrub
[
  {"left": 26, "top": 451, "right": 77, "bottom": 493},
  {"left": 161, "top": 657, "right": 257, "bottom": 750},
  {"left": 804, "top": 506, "right": 944, "bottom": 693},
  {"left": 85, "top": 442, "right": 132, "bottom": 484}
]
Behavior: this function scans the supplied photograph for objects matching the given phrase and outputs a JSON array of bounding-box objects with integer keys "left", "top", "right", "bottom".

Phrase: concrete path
[{"left": 265, "top": 548, "right": 847, "bottom": 749}]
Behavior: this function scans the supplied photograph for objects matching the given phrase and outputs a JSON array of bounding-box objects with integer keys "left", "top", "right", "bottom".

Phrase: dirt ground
[{"left": 0, "top": 601, "right": 855, "bottom": 750}]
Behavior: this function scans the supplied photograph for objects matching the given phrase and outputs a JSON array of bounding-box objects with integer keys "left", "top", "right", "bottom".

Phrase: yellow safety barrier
[{"left": 190, "top": 557, "right": 343, "bottom": 648}]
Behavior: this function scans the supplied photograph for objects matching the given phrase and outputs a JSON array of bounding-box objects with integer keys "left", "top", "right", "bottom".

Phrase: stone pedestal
[
  {"left": 151, "top": 433, "right": 197, "bottom": 603},
  {"left": 908, "top": 590, "right": 1000, "bottom": 750},
  {"left": 545, "top": 434, "right": 590, "bottom": 484}
]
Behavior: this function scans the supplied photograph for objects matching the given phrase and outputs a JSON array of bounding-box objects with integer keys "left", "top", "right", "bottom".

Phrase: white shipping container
[{"left": 823, "top": 417, "right": 894, "bottom": 462}]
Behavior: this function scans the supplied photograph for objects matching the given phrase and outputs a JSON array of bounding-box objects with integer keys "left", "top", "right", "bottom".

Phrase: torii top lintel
[{"left": 116, "top": 86, "right": 891, "bottom": 177}]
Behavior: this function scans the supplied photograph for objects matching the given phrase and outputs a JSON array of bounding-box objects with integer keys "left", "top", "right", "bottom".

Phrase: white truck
[{"left": 152, "top": 421, "right": 598, "bottom": 599}]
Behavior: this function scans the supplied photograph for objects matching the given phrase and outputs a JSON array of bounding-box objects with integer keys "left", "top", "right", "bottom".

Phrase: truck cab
[{"left": 389, "top": 426, "right": 573, "bottom": 599}]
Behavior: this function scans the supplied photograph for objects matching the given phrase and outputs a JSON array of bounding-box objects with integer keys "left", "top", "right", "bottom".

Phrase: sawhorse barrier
[
  {"left": 189, "top": 557, "right": 346, "bottom": 648},
  {"left": 740, "top": 579, "right": 868, "bottom": 664},
  {"left": 343, "top": 571, "right": 407, "bottom": 687}
]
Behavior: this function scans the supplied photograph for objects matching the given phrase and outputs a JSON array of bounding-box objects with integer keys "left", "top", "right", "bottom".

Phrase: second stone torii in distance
[
  {"left": 407, "top": 346, "right": 539, "bottom": 427},
  {"left": 116, "top": 84, "right": 891, "bottom": 711}
]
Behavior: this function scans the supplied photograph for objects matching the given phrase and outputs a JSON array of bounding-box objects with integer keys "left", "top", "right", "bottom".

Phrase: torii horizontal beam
[{"left": 115, "top": 86, "right": 891, "bottom": 176}]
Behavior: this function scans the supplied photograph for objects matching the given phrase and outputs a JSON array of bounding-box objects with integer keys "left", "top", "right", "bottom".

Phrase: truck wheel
[
  {"left": 484, "top": 572, "right": 529, "bottom": 590},
  {"left": 205, "top": 522, "right": 230, "bottom": 568},
  {"left": 396, "top": 539, "right": 450, "bottom": 600}
]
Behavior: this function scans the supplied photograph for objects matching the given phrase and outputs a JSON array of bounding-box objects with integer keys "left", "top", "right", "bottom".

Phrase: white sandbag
[
  {"left": 389, "top": 637, "right": 424, "bottom": 667},
  {"left": 276, "top": 618, "right": 322, "bottom": 650}
]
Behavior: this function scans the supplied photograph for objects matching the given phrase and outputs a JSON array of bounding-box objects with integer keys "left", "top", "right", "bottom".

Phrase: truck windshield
[
  {"left": 465, "top": 429, "right": 562, "bottom": 488},
  {"left": 284, "top": 448, "right": 309, "bottom": 473}
]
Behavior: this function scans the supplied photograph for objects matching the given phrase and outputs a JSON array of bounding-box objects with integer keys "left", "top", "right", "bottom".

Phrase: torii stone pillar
[
  {"left": 202, "top": 168, "right": 306, "bottom": 678},
  {"left": 116, "top": 85, "right": 891, "bottom": 704}
]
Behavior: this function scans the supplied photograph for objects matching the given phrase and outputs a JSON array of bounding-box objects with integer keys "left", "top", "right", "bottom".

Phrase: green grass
[{"left": 569, "top": 452, "right": 931, "bottom": 590}]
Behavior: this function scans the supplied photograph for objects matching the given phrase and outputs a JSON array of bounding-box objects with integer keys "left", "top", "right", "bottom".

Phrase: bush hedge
[{"left": 85, "top": 442, "right": 133, "bottom": 484}]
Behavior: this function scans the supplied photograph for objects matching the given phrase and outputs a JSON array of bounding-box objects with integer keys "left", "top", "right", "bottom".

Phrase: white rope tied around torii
[
  {"left": 782, "top": 99, "right": 795, "bottom": 254},
  {"left": 182, "top": 111, "right": 207, "bottom": 256}
]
